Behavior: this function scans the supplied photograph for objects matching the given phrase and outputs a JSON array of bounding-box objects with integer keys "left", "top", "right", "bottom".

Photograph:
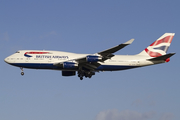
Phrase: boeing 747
[{"left": 4, "top": 33, "right": 175, "bottom": 80}]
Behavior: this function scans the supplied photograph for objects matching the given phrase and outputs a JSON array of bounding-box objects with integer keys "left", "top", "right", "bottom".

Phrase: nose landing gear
[
  {"left": 20, "top": 67, "right": 24, "bottom": 76},
  {"left": 21, "top": 72, "right": 24, "bottom": 76}
]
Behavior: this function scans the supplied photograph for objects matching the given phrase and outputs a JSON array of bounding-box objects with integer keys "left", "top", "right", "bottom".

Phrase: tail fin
[{"left": 139, "top": 33, "right": 175, "bottom": 57}]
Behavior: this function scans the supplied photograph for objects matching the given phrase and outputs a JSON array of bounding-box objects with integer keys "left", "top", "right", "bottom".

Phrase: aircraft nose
[{"left": 4, "top": 57, "right": 10, "bottom": 63}]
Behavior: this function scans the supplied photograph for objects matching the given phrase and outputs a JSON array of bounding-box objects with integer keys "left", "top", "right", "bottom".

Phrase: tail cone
[{"left": 165, "top": 58, "right": 170, "bottom": 62}]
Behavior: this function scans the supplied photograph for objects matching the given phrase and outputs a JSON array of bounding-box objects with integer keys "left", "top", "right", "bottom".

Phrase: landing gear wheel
[
  {"left": 80, "top": 77, "right": 83, "bottom": 80},
  {"left": 21, "top": 72, "right": 24, "bottom": 76},
  {"left": 20, "top": 67, "right": 24, "bottom": 76}
]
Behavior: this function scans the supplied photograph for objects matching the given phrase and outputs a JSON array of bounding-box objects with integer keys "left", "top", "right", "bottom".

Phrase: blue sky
[{"left": 0, "top": 0, "right": 179, "bottom": 120}]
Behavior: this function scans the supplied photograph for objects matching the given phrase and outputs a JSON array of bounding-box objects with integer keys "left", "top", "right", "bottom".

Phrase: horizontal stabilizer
[{"left": 147, "top": 53, "right": 175, "bottom": 61}]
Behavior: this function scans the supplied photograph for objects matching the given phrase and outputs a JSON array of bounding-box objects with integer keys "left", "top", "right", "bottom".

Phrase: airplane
[{"left": 4, "top": 33, "right": 175, "bottom": 80}]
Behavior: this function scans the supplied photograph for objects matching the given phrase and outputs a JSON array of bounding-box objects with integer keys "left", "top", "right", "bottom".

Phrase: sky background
[{"left": 0, "top": 0, "right": 179, "bottom": 120}]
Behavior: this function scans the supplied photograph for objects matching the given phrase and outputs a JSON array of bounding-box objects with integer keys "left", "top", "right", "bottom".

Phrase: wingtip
[
  {"left": 124, "top": 39, "right": 134, "bottom": 44},
  {"left": 171, "top": 53, "right": 176, "bottom": 56}
]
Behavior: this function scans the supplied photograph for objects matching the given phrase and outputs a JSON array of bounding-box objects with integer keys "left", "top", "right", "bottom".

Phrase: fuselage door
[{"left": 25, "top": 57, "right": 30, "bottom": 62}]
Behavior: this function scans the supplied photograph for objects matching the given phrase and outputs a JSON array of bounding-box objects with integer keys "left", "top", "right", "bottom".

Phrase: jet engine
[
  {"left": 62, "top": 71, "right": 76, "bottom": 76},
  {"left": 63, "top": 62, "right": 78, "bottom": 69},
  {"left": 86, "top": 55, "right": 102, "bottom": 62}
]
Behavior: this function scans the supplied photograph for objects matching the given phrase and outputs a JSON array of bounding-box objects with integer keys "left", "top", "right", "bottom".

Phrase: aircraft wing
[
  {"left": 98, "top": 39, "right": 134, "bottom": 56},
  {"left": 54, "top": 39, "right": 134, "bottom": 71},
  {"left": 53, "top": 56, "right": 101, "bottom": 71},
  {"left": 97, "top": 39, "right": 134, "bottom": 60}
]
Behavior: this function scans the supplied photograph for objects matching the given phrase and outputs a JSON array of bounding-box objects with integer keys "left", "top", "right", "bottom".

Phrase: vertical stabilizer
[{"left": 138, "top": 33, "right": 175, "bottom": 57}]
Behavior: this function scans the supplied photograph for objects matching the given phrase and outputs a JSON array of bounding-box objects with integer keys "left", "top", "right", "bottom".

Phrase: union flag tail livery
[
  {"left": 4, "top": 33, "right": 175, "bottom": 80},
  {"left": 139, "top": 33, "right": 175, "bottom": 57}
]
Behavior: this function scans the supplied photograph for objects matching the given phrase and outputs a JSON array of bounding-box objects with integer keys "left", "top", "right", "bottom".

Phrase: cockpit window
[{"left": 15, "top": 51, "right": 20, "bottom": 53}]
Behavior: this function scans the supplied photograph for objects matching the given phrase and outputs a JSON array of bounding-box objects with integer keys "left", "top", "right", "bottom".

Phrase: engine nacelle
[
  {"left": 63, "top": 62, "right": 78, "bottom": 69},
  {"left": 62, "top": 71, "right": 76, "bottom": 76},
  {"left": 86, "top": 55, "right": 102, "bottom": 62}
]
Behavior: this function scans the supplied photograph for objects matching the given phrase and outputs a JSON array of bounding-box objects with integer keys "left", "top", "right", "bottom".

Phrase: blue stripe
[
  {"left": 24, "top": 54, "right": 32, "bottom": 57},
  {"left": 153, "top": 46, "right": 168, "bottom": 52},
  {"left": 96, "top": 65, "right": 137, "bottom": 71},
  {"left": 10, "top": 63, "right": 60, "bottom": 69},
  {"left": 10, "top": 63, "right": 137, "bottom": 71}
]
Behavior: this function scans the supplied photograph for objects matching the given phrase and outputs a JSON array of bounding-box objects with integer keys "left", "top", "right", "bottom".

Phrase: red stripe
[
  {"left": 25, "top": 52, "right": 49, "bottom": 54},
  {"left": 168, "top": 36, "right": 174, "bottom": 43},
  {"left": 145, "top": 48, "right": 162, "bottom": 57},
  {"left": 150, "top": 36, "right": 173, "bottom": 46}
]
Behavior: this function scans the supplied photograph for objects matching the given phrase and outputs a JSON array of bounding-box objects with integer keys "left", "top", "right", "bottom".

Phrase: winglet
[{"left": 124, "top": 39, "right": 134, "bottom": 45}]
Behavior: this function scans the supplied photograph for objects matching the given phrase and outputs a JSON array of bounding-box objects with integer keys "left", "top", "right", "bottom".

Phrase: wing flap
[{"left": 80, "top": 62, "right": 101, "bottom": 71}]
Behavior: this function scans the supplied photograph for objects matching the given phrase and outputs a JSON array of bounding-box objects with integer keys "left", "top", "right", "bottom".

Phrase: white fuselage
[
  {"left": 4, "top": 33, "right": 175, "bottom": 80},
  {"left": 4, "top": 50, "right": 164, "bottom": 71}
]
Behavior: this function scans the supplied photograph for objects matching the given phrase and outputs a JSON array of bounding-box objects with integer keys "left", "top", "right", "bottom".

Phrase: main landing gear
[
  {"left": 78, "top": 71, "right": 95, "bottom": 80},
  {"left": 20, "top": 67, "right": 24, "bottom": 76}
]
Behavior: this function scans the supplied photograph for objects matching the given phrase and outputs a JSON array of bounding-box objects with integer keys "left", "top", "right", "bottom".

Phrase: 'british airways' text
[{"left": 36, "top": 55, "right": 68, "bottom": 59}]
